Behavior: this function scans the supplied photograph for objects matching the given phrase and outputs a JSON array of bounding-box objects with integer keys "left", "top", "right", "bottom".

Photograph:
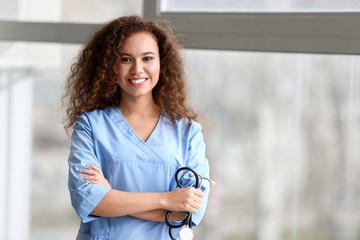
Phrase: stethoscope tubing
[
  {"left": 165, "top": 167, "right": 200, "bottom": 239},
  {"left": 175, "top": 167, "right": 200, "bottom": 189}
]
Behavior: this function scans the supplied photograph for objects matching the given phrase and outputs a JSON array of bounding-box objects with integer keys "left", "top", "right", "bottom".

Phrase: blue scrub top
[{"left": 68, "top": 106, "right": 210, "bottom": 240}]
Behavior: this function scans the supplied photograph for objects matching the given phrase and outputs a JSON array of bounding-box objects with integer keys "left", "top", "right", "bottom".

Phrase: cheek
[
  {"left": 154, "top": 67, "right": 160, "bottom": 77},
  {"left": 118, "top": 65, "right": 130, "bottom": 76},
  {"left": 149, "top": 64, "right": 161, "bottom": 77}
]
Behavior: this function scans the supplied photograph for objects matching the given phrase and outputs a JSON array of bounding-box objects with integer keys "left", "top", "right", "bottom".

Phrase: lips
[{"left": 128, "top": 77, "right": 148, "bottom": 86}]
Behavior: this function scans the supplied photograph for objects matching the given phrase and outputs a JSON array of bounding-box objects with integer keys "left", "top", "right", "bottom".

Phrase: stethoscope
[{"left": 165, "top": 167, "right": 215, "bottom": 240}]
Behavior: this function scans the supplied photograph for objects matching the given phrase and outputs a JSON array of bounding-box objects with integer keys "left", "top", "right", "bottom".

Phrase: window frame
[{"left": 0, "top": 0, "right": 359, "bottom": 54}]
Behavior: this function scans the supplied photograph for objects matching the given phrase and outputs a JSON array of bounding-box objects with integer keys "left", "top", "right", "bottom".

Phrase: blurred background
[{"left": 0, "top": 0, "right": 360, "bottom": 240}]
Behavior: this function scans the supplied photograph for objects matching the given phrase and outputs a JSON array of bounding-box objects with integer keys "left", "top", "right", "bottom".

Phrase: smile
[{"left": 128, "top": 78, "right": 147, "bottom": 86}]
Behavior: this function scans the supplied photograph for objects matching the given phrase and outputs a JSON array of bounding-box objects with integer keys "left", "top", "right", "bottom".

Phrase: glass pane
[
  {"left": 30, "top": 43, "right": 79, "bottom": 239},
  {"left": 164, "top": 0, "right": 360, "bottom": 12},
  {"left": 0, "top": 41, "right": 81, "bottom": 239},
  {"left": 183, "top": 49, "right": 360, "bottom": 239},
  {"left": 2, "top": 42, "right": 360, "bottom": 239},
  {"left": 0, "top": 0, "right": 142, "bottom": 23}
]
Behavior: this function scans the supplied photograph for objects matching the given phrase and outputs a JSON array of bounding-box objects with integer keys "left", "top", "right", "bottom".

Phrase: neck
[{"left": 118, "top": 94, "right": 160, "bottom": 117}]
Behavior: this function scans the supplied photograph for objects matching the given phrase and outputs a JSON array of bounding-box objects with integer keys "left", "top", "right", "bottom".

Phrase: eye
[
  {"left": 121, "top": 57, "right": 131, "bottom": 63},
  {"left": 143, "top": 56, "right": 153, "bottom": 61}
]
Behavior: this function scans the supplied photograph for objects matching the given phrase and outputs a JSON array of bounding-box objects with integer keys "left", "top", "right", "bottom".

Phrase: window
[
  {"left": 0, "top": 0, "right": 143, "bottom": 23},
  {"left": 1, "top": 0, "right": 359, "bottom": 239},
  {"left": 164, "top": 0, "right": 360, "bottom": 12},
  {"left": 183, "top": 49, "right": 360, "bottom": 239}
]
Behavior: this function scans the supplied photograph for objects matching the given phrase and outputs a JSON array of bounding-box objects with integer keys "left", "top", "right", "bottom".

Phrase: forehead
[{"left": 122, "top": 32, "right": 159, "bottom": 53}]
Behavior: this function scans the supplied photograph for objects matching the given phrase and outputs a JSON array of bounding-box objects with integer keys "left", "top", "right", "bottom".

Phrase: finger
[
  {"left": 80, "top": 175, "right": 98, "bottom": 181},
  {"left": 193, "top": 196, "right": 202, "bottom": 205},
  {"left": 82, "top": 177, "right": 101, "bottom": 184},
  {"left": 188, "top": 205, "right": 199, "bottom": 214},
  {"left": 80, "top": 175, "right": 106, "bottom": 182},
  {"left": 82, "top": 174, "right": 111, "bottom": 185},
  {"left": 184, "top": 188, "right": 203, "bottom": 197},
  {"left": 191, "top": 201, "right": 201, "bottom": 210},
  {"left": 78, "top": 169, "right": 99, "bottom": 176},
  {"left": 86, "top": 164, "right": 104, "bottom": 176},
  {"left": 184, "top": 198, "right": 201, "bottom": 211},
  {"left": 188, "top": 208, "right": 196, "bottom": 214},
  {"left": 86, "top": 179, "right": 101, "bottom": 184},
  {"left": 194, "top": 189, "right": 203, "bottom": 197}
]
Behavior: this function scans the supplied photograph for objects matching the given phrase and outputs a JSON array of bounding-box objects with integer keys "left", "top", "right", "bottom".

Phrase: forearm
[
  {"left": 91, "top": 189, "right": 166, "bottom": 217},
  {"left": 92, "top": 190, "right": 185, "bottom": 221},
  {"left": 81, "top": 165, "right": 203, "bottom": 219},
  {"left": 131, "top": 209, "right": 186, "bottom": 222},
  {"left": 131, "top": 209, "right": 167, "bottom": 222}
]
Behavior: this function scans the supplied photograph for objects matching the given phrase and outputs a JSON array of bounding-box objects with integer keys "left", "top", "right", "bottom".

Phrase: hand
[
  {"left": 78, "top": 164, "right": 111, "bottom": 189},
  {"left": 163, "top": 188, "right": 203, "bottom": 214}
]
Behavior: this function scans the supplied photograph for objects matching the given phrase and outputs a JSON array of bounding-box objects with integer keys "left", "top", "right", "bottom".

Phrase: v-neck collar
[
  {"left": 115, "top": 107, "right": 161, "bottom": 144},
  {"left": 105, "top": 106, "right": 171, "bottom": 166}
]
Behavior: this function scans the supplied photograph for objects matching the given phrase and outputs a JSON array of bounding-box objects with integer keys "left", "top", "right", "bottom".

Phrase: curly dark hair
[{"left": 62, "top": 15, "right": 198, "bottom": 133}]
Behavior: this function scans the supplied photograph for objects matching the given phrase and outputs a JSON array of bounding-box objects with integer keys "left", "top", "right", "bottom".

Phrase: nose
[{"left": 131, "top": 59, "right": 143, "bottom": 75}]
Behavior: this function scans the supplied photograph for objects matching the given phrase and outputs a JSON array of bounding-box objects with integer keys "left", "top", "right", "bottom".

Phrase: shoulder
[
  {"left": 178, "top": 117, "right": 202, "bottom": 134},
  {"left": 74, "top": 106, "right": 116, "bottom": 129},
  {"left": 80, "top": 106, "right": 115, "bottom": 118},
  {"left": 161, "top": 112, "right": 203, "bottom": 137}
]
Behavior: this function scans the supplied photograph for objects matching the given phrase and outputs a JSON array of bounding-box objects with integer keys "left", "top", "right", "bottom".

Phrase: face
[{"left": 117, "top": 32, "right": 160, "bottom": 101}]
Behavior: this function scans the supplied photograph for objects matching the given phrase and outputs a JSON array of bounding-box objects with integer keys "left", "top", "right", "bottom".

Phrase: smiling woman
[{"left": 62, "top": 16, "right": 211, "bottom": 240}]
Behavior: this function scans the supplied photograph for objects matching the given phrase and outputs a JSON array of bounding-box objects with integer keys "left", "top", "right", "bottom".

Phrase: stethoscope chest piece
[{"left": 178, "top": 226, "right": 194, "bottom": 240}]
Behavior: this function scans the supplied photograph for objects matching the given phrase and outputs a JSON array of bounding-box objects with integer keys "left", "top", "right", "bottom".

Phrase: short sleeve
[
  {"left": 68, "top": 113, "right": 111, "bottom": 223},
  {"left": 179, "top": 121, "right": 210, "bottom": 226}
]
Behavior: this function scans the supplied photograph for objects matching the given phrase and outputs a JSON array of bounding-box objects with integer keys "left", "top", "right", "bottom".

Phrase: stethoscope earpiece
[{"left": 189, "top": 173, "right": 215, "bottom": 187}]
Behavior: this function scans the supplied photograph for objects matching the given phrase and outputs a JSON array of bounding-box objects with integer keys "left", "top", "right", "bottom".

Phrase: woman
[{"left": 63, "top": 16, "right": 210, "bottom": 240}]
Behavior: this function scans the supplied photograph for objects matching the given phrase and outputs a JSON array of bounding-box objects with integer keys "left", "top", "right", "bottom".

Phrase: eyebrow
[{"left": 120, "top": 51, "right": 155, "bottom": 56}]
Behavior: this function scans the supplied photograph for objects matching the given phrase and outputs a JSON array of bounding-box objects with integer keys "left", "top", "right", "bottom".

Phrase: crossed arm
[{"left": 78, "top": 164, "right": 203, "bottom": 222}]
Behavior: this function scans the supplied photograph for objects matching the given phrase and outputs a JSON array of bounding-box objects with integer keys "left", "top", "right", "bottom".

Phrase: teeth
[{"left": 130, "top": 78, "right": 146, "bottom": 84}]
